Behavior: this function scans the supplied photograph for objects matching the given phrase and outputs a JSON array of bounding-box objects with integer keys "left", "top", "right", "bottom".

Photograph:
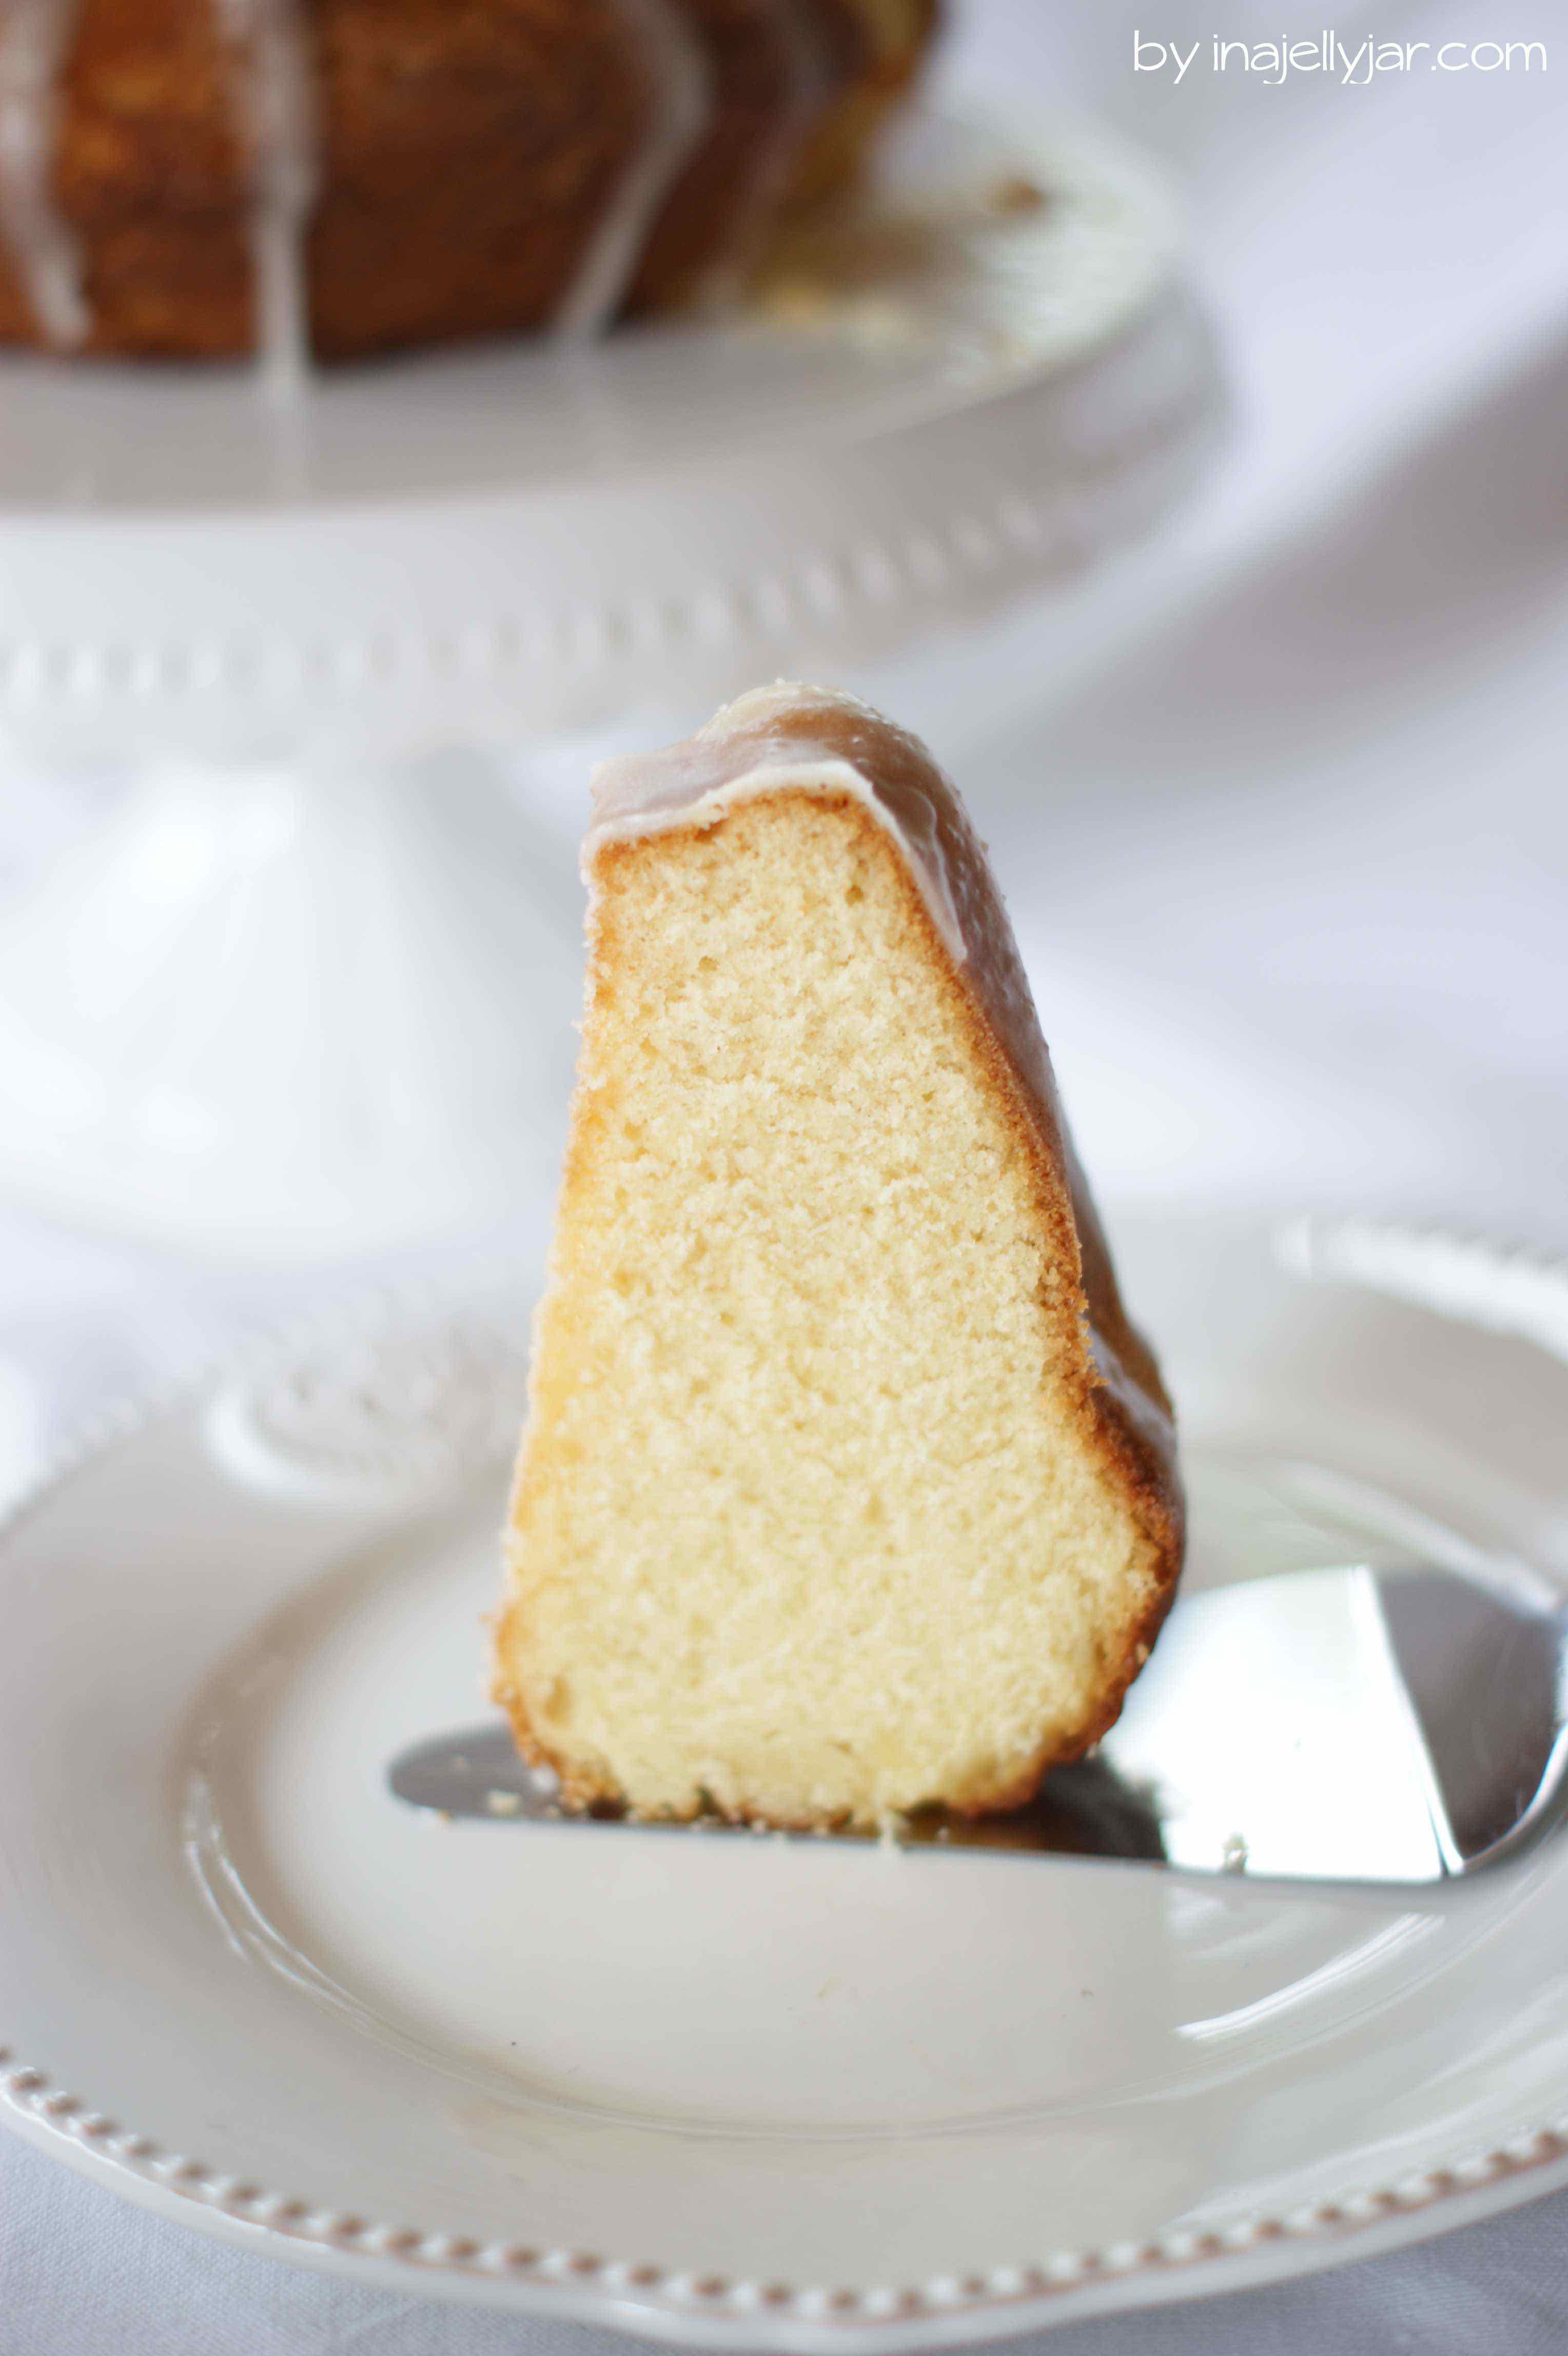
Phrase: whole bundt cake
[{"left": 0, "top": 0, "right": 940, "bottom": 368}]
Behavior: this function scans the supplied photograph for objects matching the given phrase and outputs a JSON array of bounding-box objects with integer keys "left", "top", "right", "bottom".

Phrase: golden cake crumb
[{"left": 493, "top": 684, "right": 1183, "bottom": 1830}]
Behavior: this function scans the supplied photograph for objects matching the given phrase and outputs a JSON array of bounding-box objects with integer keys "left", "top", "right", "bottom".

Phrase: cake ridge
[
  {"left": 556, "top": 0, "right": 714, "bottom": 340},
  {"left": 700, "top": 0, "right": 836, "bottom": 307},
  {"left": 629, "top": 1, "right": 840, "bottom": 319}
]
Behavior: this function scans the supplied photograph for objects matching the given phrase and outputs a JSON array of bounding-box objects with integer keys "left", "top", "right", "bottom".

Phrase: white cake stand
[{"left": 0, "top": 110, "right": 1220, "bottom": 1261}]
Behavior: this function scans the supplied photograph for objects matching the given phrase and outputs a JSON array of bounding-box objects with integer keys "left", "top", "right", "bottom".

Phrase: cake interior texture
[{"left": 495, "top": 690, "right": 1183, "bottom": 1829}]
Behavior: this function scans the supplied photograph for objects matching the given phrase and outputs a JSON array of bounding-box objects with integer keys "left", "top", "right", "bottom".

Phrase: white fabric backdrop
[{"left": 5, "top": 0, "right": 1568, "bottom": 2346}]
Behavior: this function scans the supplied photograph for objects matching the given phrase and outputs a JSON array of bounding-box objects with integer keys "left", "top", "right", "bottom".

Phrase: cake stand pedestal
[
  {"left": 0, "top": 110, "right": 1221, "bottom": 1261},
  {"left": 0, "top": 749, "right": 584, "bottom": 1258}
]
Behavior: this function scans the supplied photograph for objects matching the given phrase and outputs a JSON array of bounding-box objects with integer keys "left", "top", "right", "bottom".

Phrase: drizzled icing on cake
[
  {"left": 590, "top": 681, "right": 969, "bottom": 964},
  {"left": 557, "top": 0, "right": 713, "bottom": 340},
  {"left": 0, "top": 0, "right": 86, "bottom": 348},
  {"left": 0, "top": 0, "right": 854, "bottom": 369},
  {"left": 214, "top": 0, "right": 319, "bottom": 387},
  {"left": 691, "top": 0, "right": 836, "bottom": 311},
  {"left": 756, "top": 4, "right": 838, "bottom": 219}
]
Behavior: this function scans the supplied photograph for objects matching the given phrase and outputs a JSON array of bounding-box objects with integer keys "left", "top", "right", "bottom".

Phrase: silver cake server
[{"left": 389, "top": 1562, "right": 1568, "bottom": 1886}]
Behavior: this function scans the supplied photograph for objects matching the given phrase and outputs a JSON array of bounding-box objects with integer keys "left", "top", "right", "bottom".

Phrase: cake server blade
[{"left": 388, "top": 1563, "right": 1568, "bottom": 1886}]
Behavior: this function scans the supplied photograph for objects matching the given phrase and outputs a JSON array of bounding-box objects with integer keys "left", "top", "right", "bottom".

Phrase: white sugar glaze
[
  {"left": 590, "top": 681, "right": 969, "bottom": 960},
  {"left": 0, "top": 0, "right": 86, "bottom": 347},
  {"left": 557, "top": 0, "right": 713, "bottom": 340},
  {"left": 693, "top": 0, "right": 835, "bottom": 310},
  {"left": 214, "top": 0, "right": 319, "bottom": 387}
]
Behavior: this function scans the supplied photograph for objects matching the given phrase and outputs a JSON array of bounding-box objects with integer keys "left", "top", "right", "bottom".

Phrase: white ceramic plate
[{"left": 7, "top": 1206, "right": 1568, "bottom": 2349}]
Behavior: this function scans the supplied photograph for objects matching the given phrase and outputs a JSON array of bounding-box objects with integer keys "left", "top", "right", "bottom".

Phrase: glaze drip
[
  {"left": 0, "top": 0, "right": 86, "bottom": 348},
  {"left": 215, "top": 0, "right": 318, "bottom": 387},
  {"left": 557, "top": 0, "right": 712, "bottom": 340},
  {"left": 696, "top": 0, "right": 835, "bottom": 309},
  {"left": 590, "top": 682, "right": 969, "bottom": 964}
]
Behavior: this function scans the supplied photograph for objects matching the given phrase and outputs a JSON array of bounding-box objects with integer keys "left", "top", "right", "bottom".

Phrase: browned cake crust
[
  {"left": 34, "top": 0, "right": 659, "bottom": 360},
  {"left": 627, "top": 0, "right": 823, "bottom": 318},
  {"left": 0, "top": 0, "right": 940, "bottom": 363},
  {"left": 783, "top": 0, "right": 940, "bottom": 212},
  {"left": 494, "top": 686, "right": 1183, "bottom": 1828},
  {"left": 308, "top": 0, "right": 654, "bottom": 360}
]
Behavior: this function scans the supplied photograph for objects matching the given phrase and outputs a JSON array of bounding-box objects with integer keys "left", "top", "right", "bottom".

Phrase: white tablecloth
[{"left": 6, "top": 2, "right": 1568, "bottom": 2347}]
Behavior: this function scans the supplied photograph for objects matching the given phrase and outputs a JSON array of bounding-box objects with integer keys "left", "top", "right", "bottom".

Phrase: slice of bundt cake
[{"left": 494, "top": 685, "right": 1183, "bottom": 1830}]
